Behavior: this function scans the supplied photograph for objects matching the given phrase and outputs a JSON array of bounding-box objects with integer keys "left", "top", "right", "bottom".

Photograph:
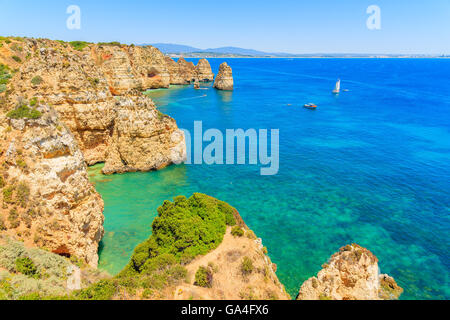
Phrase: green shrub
[
  {"left": 15, "top": 257, "right": 39, "bottom": 278},
  {"left": 31, "top": 76, "right": 43, "bottom": 86},
  {"left": 98, "top": 42, "right": 122, "bottom": 47},
  {"left": 12, "top": 56, "right": 21, "bottom": 63},
  {"left": 18, "top": 292, "right": 41, "bottom": 300},
  {"left": 0, "top": 65, "right": 12, "bottom": 84},
  {"left": 231, "top": 226, "right": 244, "bottom": 237},
  {"left": 69, "top": 41, "right": 89, "bottom": 51},
  {"left": 157, "top": 110, "right": 167, "bottom": 121},
  {"left": 3, "top": 185, "right": 15, "bottom": 204},
  {"left": 194, "top": 266, "right": 213, "bottom": 288},
  {"left": 29, "top": 97, "right": 38, "bottom": 106},
  {"left": 87, "top": 77, "right": 100, "bottom": 87},
  {"left": 241, "top": 257, "right": 254, "bottom": 276},
  {"left": 11, "top": 44, "right": 23, "bottom": 52},
  {"left": 16, "top": 182, "right": 30, "bottom": 208},
  {"left": 319, "top": 293, "right": 332, "bottom": 300},
  {"left": 72, "top": 279, "right": 118, "bottom": 300},
  {"left": 246, "top": 230, "right": 257, "bottom": 240},
  {"left": 141, "top": 253, "right": 177, "bottom": 274},
  {"left": 6, "top": 104, "right": 42, "bottom": 120},
  {"left": 127, "top": 193, "right": 237, "bottom": 274},
  {"left": 8, "top": 208, "right": 20, "bottom": 228},
  {"left": 0, "top": 217, "right": 6, "bottom": 231},
  {"left": 0, "top": 64, "right": 12, "bottom": 93}
]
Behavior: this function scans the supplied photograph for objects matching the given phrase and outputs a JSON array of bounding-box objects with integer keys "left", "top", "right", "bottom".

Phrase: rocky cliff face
[
  {"left": 0, "top": 37, "right": 194, "bottom": 266},
  {"left": 213, "top": 62, "right": 234, "bottom": 90},
  {"left": 297, "top": 244, "right": 403, "bottom": 300},
  {"left": 0, "top": 103, "right": 104, "bottom": 267},
  {"left": 0, "top": 38, "right": 187, "bottom": 174},
  {"left": 101, "top": 95, "right": 186, "bottom": 175},
  {"left": 92, "top": 45, "right": 172, "bottom": 94}
]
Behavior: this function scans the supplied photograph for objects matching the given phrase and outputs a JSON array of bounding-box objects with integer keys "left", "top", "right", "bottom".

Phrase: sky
[{"left": 0, "top": 0, "right": 449, "bottom": 54}]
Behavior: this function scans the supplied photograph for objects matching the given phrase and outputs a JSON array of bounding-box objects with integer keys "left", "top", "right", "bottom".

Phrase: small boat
[
  {"left": 304, "top": 103, "right": 317, "bottom": 110},
  {"left": 332, "top": 79, "right": 341, "bottom": 94}
]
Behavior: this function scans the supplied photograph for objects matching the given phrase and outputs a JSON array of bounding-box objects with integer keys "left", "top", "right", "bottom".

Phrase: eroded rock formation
[
  {"left": 1, "top": 38, "right": 186, "bottom": 174},
  {"left": 213, "top": 62, "right": 234, "bottom": 90},
  {"left": 0, "top": 104, "right": 104, "bottom": 267},
  {"left": 297, "top": 244, "right": 403, "bottom": 300},
  {"left": 0, "top": 37, "right": 194, "bottom": 265}
]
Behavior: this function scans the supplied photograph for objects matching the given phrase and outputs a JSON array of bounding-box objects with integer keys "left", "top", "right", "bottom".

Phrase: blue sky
[{"left": 1, "top": 0, "right": 449, "bottom": 54}]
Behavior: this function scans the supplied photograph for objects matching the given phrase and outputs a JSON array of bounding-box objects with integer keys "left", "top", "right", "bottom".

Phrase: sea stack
[
  {"left": 297, "top": 244, "right": 403, "bottom": 300},
  {"left": 195, "top": 58, "right": 214, "bottom": 82},
  {"left": 213, "top": 62, "right": 234, "bottom": 91}
]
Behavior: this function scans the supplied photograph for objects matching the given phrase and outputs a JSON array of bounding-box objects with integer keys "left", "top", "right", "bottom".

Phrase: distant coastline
[
  {"left": 149, "top": 43, "right": 448, "bottom": 59},
  {"left": 169, "top": 55, "right": 450, "bottom": 59}
]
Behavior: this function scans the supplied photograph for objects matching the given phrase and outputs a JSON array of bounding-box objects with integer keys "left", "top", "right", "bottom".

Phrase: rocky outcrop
[
  {"left": 164, "top": 56, "right": 197, "bottom": 85},
  {"left": 195, "top": 59, "right": 214, "bottom": 82},
  {"left": 0, "top": 103, "right": 104, "bottom": 267},
  {"left": 297, "top": 244, "right": 403, "bottom": 300},
  {"left": 92, "top": 45, "right": 172, "bottom": 95},
  {"left": 0, "top": 37, "right": 192, "bottom": 265},
  {"left": 101, "top": 95, "right": 186, "bottom": 174},
  {"left": 0, "top": 38, "right": 186, "bottom": 174},
  {"left": 213, "top": 62, "right": 234, "bottom": 90}
]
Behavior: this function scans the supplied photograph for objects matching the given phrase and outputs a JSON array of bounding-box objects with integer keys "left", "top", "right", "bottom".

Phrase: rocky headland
[{"left": 297, "top": 244, "right": 403, "bottom": 300}]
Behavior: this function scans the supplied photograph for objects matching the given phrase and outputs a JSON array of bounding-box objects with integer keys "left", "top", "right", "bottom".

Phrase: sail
[{"left": 333, "top": 79, "right": 341, "bottom": 93}]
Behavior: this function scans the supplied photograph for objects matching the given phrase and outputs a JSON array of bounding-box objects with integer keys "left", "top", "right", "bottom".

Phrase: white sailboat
[{"left": 332, "top": 79, "right": 341, "bottom": 94}]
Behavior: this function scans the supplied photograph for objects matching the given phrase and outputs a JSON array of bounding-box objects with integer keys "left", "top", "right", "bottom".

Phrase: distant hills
[
  {"left": 146, "top": 43, "right": 445, "bottom": 59},
  {"left": 148, "top": 43, "right": 292, "bottom": 57}
]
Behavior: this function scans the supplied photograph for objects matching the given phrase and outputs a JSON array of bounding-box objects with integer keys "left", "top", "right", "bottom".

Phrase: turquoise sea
[{"left": 89, "top": 58, "right": 450, "bottom": 300}]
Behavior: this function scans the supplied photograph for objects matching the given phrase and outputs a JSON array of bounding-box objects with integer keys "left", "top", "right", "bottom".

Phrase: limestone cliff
[
  {"left": 0, "top": 102, "right": 104, "bottom": 267},
  {"left": 0, "top": 37, "right": 193, "bottom": 266},
  {"left": 213, "top": 62, "right": 234, "bottom": 90},
  {"left": 297, "top": 244, "right": 403, "bottom": 300},
  {"left": 92, "top": 44, "right": 172, "bottom": 94},
  {"left": 0, "top": 38, "right": 186, "bottom": 174}
]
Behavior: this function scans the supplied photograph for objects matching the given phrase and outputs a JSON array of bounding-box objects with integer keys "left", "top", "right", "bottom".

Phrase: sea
[{"left": 88, "top": 58, "right": 450, "bottom": 300}]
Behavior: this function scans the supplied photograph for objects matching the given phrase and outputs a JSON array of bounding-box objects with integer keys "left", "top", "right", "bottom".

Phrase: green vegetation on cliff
[
  {"left": 0, "top": 194, "right": 239, "bottom": 300},
  {"left": 0, "top": 64, "right": 12, "bottom": 93},
  {"left": 69, "top": 41, "right": 90, "bottom": 51},
  {"left": 6, "top": 102, "right": 42, "bottom": 120},
  {"left": 72, "top": 193, "right": 238, "bottom": 300},
  {"left": 128, "top": 193, "right": 237, "bottom": 269}
]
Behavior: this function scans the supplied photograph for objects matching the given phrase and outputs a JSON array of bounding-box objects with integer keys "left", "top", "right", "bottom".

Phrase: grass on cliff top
[
  {"left": 72, "top": 193, "right": 238, "bottom": 300},
  {"left": 69, "top": 41, "right": 90, "bottom": 51},
  {"left": 98, "top": 42, "right": 122, "bottom": 47}
]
